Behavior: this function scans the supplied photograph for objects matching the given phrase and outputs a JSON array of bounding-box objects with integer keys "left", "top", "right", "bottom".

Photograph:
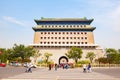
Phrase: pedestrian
[
  {"left": 49, "top": 64, "right": 51, "bottom": 70},
  {"left": 83, "top": 64, "right": 87, "bottom": 72},
  {"left": 55, "top": 63, "right": 58, "bottom": 70},
  {"left": 87, "top": 63, "right": 91, "bottom": 72},
  {"left": 64, "top": 63, "right": 69, "bottom": 69},
  {"left": 27, "top": 63, "right": 33, "bottom": 73},
  {"left": 25, "top": 62, "right": 29, "bottom": 72}
]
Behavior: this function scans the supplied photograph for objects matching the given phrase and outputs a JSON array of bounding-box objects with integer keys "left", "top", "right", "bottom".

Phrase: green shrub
[
  {"left": 77, "top": 60, "right": 90, "bottom": 64},
  {"left": 23, "top": 58, "right": 31, "bottom": 63},
  {"left": 75, "top": 64, "right": 82, "bottom": 67},
  {"left": 37, "top": 60, "right": 54, "bottom": 67}
]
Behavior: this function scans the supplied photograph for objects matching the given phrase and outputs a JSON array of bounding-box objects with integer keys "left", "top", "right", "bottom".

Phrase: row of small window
[
  {"left": 40, "top": 25, "right": 86, "bottom": 28},
  {"left": 40, "top": 42, "right": 88, "bottom": 44},
  {"left": 41, "top": 32, "right": 87, "bottom": 35},
  {"left": 36, "top": 46, "right": 96, "bottom": 49},
  {"left": 40, "top": 37, "right": 87, "bottom": 39}
]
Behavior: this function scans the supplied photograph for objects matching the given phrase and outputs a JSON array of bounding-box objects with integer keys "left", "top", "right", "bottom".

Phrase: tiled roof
[
  {"left": 34, "top": 17, "right": 93, "bottom": 21},
  {"left": 32, "top": 27, "right": 96, "bottom": 31}
]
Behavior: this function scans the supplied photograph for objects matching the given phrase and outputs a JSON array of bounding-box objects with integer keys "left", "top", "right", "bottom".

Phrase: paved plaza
[{"left": 0, "top": 67, "right": 120, "bottom": 80}]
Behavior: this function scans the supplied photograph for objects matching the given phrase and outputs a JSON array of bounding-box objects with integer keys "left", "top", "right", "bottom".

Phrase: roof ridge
[{"left": 34, "top": 17, "right": 93, "bottom": 20}]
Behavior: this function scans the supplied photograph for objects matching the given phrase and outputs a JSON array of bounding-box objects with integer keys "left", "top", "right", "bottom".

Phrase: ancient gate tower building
[{"left": 30, "top": 17, "right": 103, "bottom": 64}]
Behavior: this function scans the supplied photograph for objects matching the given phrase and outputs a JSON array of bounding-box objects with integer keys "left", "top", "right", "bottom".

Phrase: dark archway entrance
[{"left": 59, "top": 56, "right": 68, "bottom": 64}]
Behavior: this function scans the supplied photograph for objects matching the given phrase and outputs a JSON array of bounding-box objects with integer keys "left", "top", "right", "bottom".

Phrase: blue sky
[{"left": 0, "top": 0, "right": 120, "bottom": 49}]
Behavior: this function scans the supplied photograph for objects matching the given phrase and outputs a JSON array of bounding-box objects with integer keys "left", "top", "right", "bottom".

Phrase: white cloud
[
  {"left": 1, "top": 16, "right": 35, "bottom": 28},
  {"left": 3, "top": 16, "right": 26, "bottom": 26}
]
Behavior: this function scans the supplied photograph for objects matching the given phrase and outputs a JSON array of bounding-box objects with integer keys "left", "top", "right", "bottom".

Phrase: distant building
[{"left": 30, "top": 17, "right": 104, "bottom": 64}]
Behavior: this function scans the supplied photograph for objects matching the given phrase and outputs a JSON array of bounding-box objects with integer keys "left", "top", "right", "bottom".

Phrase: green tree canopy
[
  {"left": 0, "top": 48, "right": 8, "bottom": 63},
  {"left": 44, "top": 52, "right": 52, "bottom": 63},
  {"left": 33, "top": 50, "right": 41, "bottom": 64},
  {"left": 106, "top": 48, "right": 118, "bottom": 54},
  {"left": 86, "top": 52, "right": 96, "bottom": 63},
  {"left": 97, "top": 57, "right": 108, "bottom": 64},
  {"left": 12, "top": 44, "right": 35, "bottom": 62},
  {"left": 6, "top": 48, "right": 15, "bottom": 62},
  {"left": 65, "top": 46, "right": 83, "bottom": 63},
  {"left": 106, "top": 48, "right": 120, "bottom": 64}
]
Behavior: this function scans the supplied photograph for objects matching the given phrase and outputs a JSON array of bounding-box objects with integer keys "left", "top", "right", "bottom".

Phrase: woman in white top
[{"left": 83, "top": 64, "right": 87, "bottom": 72}]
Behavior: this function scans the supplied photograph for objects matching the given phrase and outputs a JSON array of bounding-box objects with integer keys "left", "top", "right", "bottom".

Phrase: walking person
[
  {"left": 55, "top": 63, "right": 58, "bottom": 71},
  {"left": 83, "top": 64, "right": 87, "bottom": 73},
  {"left": 87, "top": 63, "right": 91, "bottom": 73},
  {"left": 27, "top": 63, "right": 33, "bottom": 73},
  {"left": 49, "top": 64, "right": 51, "bottom": 70},
  {"left": 25, "top": 62, "right": 29, "bottom": 72}
]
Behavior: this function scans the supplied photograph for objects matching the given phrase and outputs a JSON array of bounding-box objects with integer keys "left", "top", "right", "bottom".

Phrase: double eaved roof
[
  {"left": 34, "top": 17, "right": 94, "bottom": 24},
  {"left": 35, "top": 17, "right": 93, "bottom": 21}
]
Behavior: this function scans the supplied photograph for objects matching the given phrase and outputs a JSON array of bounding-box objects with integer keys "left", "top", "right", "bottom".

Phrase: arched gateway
[{"left": 59, "top": 56, "right": 68, "bottom": 64}]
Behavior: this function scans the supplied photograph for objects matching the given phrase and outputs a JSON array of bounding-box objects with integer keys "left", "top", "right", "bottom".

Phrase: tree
[
  {"left": 6, "top": 48, "right": 15, "bottom": 62},
  {"left": 44, "top": 52, "right": 52, "bottom": 63},
  {"left": 97, "top": 57, "right": 109, "bottom": 64},
  {"left": 118, "top": 49, "right": 120, "bottom": 54},
  {"left": 117, "top": 54, "right": 120, "bottom": 63},
  {"left": 33, "top": 50, "right": 41, "bottom": 64},
  {"left": 65, "top": 47, "right": 83, "bottom": 63},
  {"left": 106, "top": 48, "right": 120, "bottom": 64},
  {"left": 106, "top": 48, "right": 118, "bottom": 54},
  {"left": 86, "top": 52, "right": 96, "bottom": 63},
  {"left": 0, "top": 48, "right": 8, "bottom": 63},
  {"left": 12, "top": 44, "right": 35, "bottom": 62}
]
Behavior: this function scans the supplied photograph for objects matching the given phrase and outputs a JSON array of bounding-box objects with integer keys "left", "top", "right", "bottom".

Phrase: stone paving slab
[{"left": 1, "top": 68, "right": 120, "bottom": 80}]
